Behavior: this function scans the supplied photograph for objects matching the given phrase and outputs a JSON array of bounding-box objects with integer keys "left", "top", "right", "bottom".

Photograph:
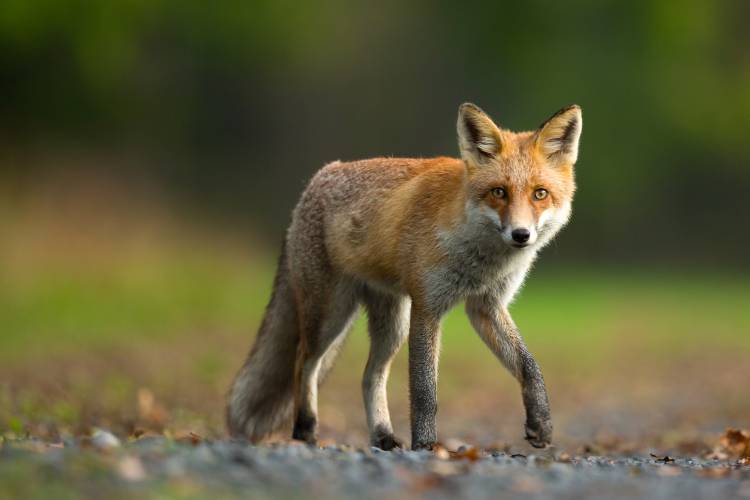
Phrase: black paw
[
  {"left": 525, "top": 418, "right": 553, "bottom": 448},
  {"left": 371, "top": 433, "right": 404, "bottom": 451},
  {"left": 291, "top": 429, "right": 317, "bottom": 445},
  {"left": 411, "top": 441, "right": 437, "bottom": 451},
  {"left": 292, "top": 411, "right": 318, "bottom": 445}
]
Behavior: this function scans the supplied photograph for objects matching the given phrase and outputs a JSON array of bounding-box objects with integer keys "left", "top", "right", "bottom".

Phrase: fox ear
[
  {"left": 457, "top": 103, "right": 503, "bottom": 167},
  {"left": 536, "top": 105, "right": 582, "bottom": 166}
]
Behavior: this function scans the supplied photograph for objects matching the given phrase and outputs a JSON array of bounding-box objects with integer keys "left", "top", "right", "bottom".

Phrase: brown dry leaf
[
  {"left": 722, "top": 429, "right": 750, "bottom": 459},
  {"left": 721, "top": 429, "right": 749, "bottom": 448},
  {"left": 131, "top": 428, "right": 162, "bottom": 440},
  {"left": 317, "top": 438, "right": 337, "bottom": 448},
  {"left": 650, "top": 453, "right": 675, "bottom": 464},
  {"left": 175, "top": 431, "right": 202, "bottom": 446},
  {"left": 708, "top": 429, "right": 750, "bottom": 460},
  {"left": 450, "top": 446, "right": 481, "bottom": 462}
]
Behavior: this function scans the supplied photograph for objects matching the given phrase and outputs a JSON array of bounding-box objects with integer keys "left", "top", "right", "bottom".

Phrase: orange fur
[
  {"left": 228, "top": 102, "right": 581, "bottom": 449},
  {"left": 327, "top": 125, "right": 576, "bottom": 305}
]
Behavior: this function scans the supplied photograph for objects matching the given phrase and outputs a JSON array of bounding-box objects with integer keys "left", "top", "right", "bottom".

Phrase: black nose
[{"left": 511, "top": 228, "right": 531, "bottom": 243}]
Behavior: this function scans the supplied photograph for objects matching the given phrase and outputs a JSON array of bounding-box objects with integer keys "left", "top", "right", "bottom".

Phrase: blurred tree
[{"left": 0, "top": 0, "right": 748, "bottom": 265}]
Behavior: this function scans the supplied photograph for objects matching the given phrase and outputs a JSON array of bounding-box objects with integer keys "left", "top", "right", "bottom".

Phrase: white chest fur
[{"left": 425, "top": 204, "right": 537, "bottom": 315}]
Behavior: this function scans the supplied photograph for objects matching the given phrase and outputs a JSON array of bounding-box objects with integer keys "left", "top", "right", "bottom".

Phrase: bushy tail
[{"left": 227, "top": 240, "right": 299, "bottom": 441}]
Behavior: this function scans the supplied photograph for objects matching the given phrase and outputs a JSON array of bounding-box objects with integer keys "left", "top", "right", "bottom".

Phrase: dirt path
[{"left": 2, "top": 437, "right": 749, "bottom": 499}]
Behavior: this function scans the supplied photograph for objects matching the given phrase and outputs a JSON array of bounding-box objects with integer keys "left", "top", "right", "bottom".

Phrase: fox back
[{"left": 293, "top": 103, "right": 579, "bottom": 311}]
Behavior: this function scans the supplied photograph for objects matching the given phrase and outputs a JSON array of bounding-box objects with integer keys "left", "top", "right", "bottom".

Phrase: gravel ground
[{"left": 2, "top": 436, "right": 750, "bottom": 499}]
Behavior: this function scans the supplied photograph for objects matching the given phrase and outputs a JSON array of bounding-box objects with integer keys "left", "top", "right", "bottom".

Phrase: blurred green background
[
  {"left": 0, "top": 1, "right": 748, "bottom": 446},
  {"left": 3, "top": 0, "right": 750, "bottom": 263}
]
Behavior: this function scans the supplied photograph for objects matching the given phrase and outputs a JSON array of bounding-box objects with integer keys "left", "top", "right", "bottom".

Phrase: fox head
[{"left": 456, "top": 102, "right": 581, "bottom": 249}]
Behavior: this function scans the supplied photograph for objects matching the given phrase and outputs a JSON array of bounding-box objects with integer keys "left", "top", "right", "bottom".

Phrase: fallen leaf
[
  {"left": 723, "top": 429, "right": 750, "bottom": 459},
  {"left": 130, "top": 429, "right": 161, "bottom": 440},
  {"left": 650, "top": 453, "right": 675, "bottom": 464},
  {"left": 318, "top": 438, "right": 337, "bottom": 448},
  {"left": 721, "top": 429, "right": 749, "bottom": 448},
  {"left": 175, "top": 431, "right": 202, "bottom": 446},
  {"left": 708, "top": 429, "right": 750, "bottom": 460},
  {"left": 450, "top": 446, "right": 481, "bottom": 462}
]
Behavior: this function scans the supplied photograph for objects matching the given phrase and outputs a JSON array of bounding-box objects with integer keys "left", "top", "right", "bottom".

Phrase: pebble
[
  {"left": 90, "top": 428, "right": 121, "bottom": 450},
  {"left": 1, "top": 438, "right": 748, "bottom": 499}
]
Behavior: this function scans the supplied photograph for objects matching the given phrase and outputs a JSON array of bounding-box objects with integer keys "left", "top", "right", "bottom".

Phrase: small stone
[
  {"left": 91, "top": 429, "right": 121, "bottom": 450},
  {"left": 117, "top": 455, "right": 146, "bottom": 482}
]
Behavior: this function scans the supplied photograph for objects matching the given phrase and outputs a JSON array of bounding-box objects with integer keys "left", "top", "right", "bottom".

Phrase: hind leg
[
  {"left": 292, "top": 277, "right": 359, "bottom": 444},
  {"left": 362, "top": 288, "right": 410, "bottom": 450}
]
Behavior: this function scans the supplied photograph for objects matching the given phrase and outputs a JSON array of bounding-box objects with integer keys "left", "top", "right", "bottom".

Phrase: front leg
[
  {"left": 465, "top": 294, "right": 552, "bottom": 448},
  {"left": 408, "top": 304, "right": 441, "bottom": 450}
]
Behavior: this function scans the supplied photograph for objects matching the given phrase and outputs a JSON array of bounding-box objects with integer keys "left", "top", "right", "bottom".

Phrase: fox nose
[{"left": 511, "top": 228, "right": 531, "bottom": 243}]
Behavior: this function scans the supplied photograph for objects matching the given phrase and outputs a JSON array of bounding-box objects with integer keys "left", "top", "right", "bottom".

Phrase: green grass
[
  {"left": 0, "top": 255, "right": 274, "bottom": 358},
  {"left": 2, "top": 238, "right": 749, "bottom": 440},
  {"left": 3, "top": 251, "right": 749, "bottom": 363}
]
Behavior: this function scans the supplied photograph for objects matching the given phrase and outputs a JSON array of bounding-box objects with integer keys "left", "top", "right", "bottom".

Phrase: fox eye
[
  {"left": 491, "top": 187, "right": 506, "bottom": 198},
  {"left": 534, "top": 188, "right": 548, "bottom": 200}
]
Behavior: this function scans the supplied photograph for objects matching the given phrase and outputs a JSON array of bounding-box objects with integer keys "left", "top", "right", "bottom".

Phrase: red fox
[{"left": 227, "top": 103, "right": 581, "bottom": 450}]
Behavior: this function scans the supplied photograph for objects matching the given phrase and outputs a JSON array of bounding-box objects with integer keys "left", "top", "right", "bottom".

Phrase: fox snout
[
  {"left": 511, "top": 228, "right": 531, "bottom": 244},
  {"left": 500, "top": 225, "right": 538, "bottom": 248}
]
